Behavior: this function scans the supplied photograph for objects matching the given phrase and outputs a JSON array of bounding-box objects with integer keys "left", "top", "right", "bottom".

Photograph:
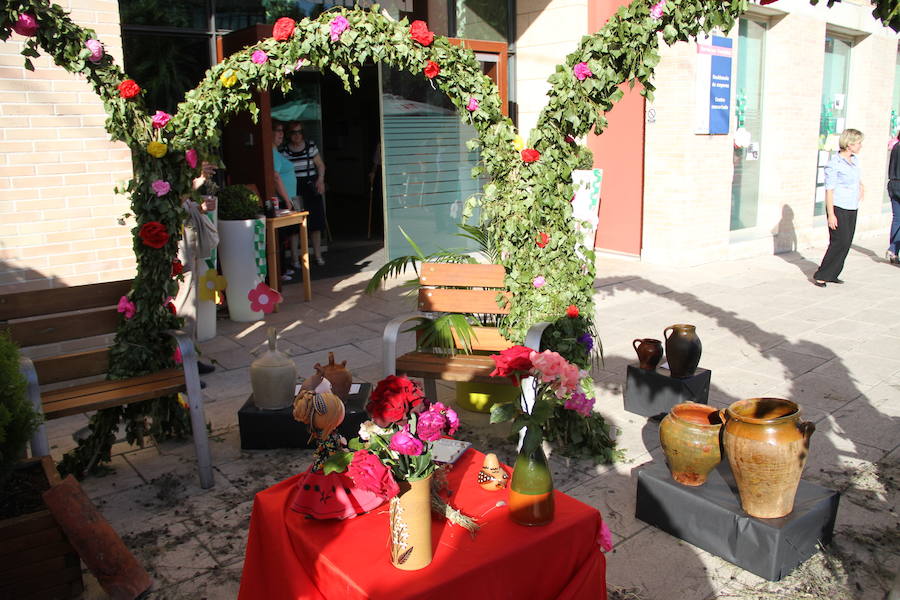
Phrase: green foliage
[
  {"left": 0, "top": 331, "right": 42, "bottom": 480},
  {"left": 217, "top": 184, "right": 262, "bottom": 220},
  {"left": 544, "top": 405, "right": 623, "bottom": 465}
]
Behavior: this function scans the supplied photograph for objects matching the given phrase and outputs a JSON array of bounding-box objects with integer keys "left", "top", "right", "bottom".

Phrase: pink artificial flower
[
  {"left": 389, "top": 425, "right": 424, "bottom": 456},
  {"left": 330, "top": 15, "right": 350, "bottom": 41},
  {"left": 151, "top": 110, "right": 172, "bottom": 129},
  {"left": 173, "top": 346, "right": 183, "bottom": 365},
  {"left": 248, "top": 282, "right": 283, "bottom": 314},
  {"left": 85, "top": 39, "right": 104, "bottom": 63},
  {"left": 12, "top": 13, "right": 38, "bottom": 36},
  {"left": 151, "top": 179, "right": 171, "bottom": 196},
  {"left": 564, "top": 392, "right": 595, "bottom": 417},
  {"left": 431, "top": 402, "right": 459, "bottom": 435},
  {"left": 416, "top": 410, "right": 446, "bottom": 442},
  {"left": 348, "top": 450, "right": 399, "bottom": 498},
  {"left": 533, "top": 275, "right": 546, "bottom": 289},
  {"left": 466, "top": 97, "right": 479, "bottom": 112},
  {"left": 650, "top": 0, "right": 666, "bottom": 19},
  {"left": 116, "top": 295, "right": 136, "bottom": 319},
  {"left": 529, "top": 349, "right": 569, "bottom": 384},
  {"left": 889, "top": 138, "right": 899, "bottom": 151},
  {"left": 599, "top": 520, "right": 614, "bottom": 552},
  {"left": 295, "top": 58, "right": 306, "bottom": 71},
  {"left": 251, "top": 50, "right": 268, "bottom": 64},
  {"left": 573, "top": 62, "right": 593, "bottom": 81},
  {"left": 185, "top": 148, "right": 198, "bottom": 169},
  {"left": 555, "top": 363, "right": 583, "bottom": 398}
]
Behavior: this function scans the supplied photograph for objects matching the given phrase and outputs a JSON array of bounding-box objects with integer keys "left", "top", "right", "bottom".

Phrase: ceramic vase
[
  {"left": 633, "top": 338, "right": 664, "bottom": 370},
  {"left": 218, "top": 218, "right": 264, "bottom": 322},
  {"left": 663, "top": 324, "right": 702, "bottom": 378},
  {"left": 508, "top": 428, "right": 554, "bottom": 526},
  {"left": 723, "top": 398, "right": 816, "bottom": 519},
  {"left": 250, "top": 327, "right": 296, "bottom": 410},
  {"left": 389, "top": 475, "right": 433, "bottom": 570},
  {"left": 659, "top": 403, "right": 723, "bottom": 486}
]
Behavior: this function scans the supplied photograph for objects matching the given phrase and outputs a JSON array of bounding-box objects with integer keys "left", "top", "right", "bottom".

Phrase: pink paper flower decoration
[
  {"left": 151, "top": 110, "right": 172, "bottom": 129},
  {"left": 466, "top": 97, "right": 479, "bottom": 112},
  {"left": 650, "top": 0, "right": 666, "bottom": 19},
  {"left": 330, "top": 15, "right": 350, "bottom": 41},
  {"left": 251, "top": 50, "right": 268, "bottom": 64},
  {"left": 599, "top": 520, "right": 614, "bottom": 552},
  {"left": 533, "top": 275, "right": 546, "bottom": 288},
  {"left": 13, "top": 13, "right": 38, "bottom": 36},
  {"left": 117, "top": 295, "right": 136, "bottom": 319},
  {"left": 151, "top": 180, "right": 171, "bottom": 196},
  {"left": 185, "top": 148, "right": 198, "bottom": 169},
  {"left": 248, "top": 282, "right": 283, "bottom": 313},
  {"left": 574, "top": 62, "right": 593, "bottom": 81},
  {"left": 85, "top": 39, "right": 104, "bottom": 63}
]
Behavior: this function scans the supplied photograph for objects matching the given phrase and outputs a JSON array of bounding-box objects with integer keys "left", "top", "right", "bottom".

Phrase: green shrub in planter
[
  {"left": 0, "top": 330, "right": 42, "bottom": 481},
  {"left": 218, "top": 185, "right": 262, "bottom": 221}
]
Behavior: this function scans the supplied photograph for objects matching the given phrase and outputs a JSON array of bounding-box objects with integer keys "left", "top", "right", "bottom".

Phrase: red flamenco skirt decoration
[{"left": 289, "top": 469, "right": 388, "bottom": 520}]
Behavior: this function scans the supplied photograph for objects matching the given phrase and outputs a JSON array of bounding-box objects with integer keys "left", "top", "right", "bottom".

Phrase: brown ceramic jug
[
  {"left": 663, "top": 324, "right": 702, "bottom": 378},
  {"left": 659, "top": 403, "right": 723, "bottom": 486},
  {"left": 633, "top": 338, "right": 664, "bottom": 370},
  {"left": 723, "top": 398, "right": 815, "bottom": 519}
]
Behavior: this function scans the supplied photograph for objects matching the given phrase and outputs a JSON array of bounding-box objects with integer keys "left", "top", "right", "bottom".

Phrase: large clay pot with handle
[
  {"left": 633, "top": 338, "right": 664, "bottom": 370},
  {"left": 663, "top": 324, "right": 702, "bottom": 378},
  {"left": 659, "top": 403, "right": 723, "bottom": 486},
  {"left": 723, "top": 398, "right": 816, "bottom": 519}
]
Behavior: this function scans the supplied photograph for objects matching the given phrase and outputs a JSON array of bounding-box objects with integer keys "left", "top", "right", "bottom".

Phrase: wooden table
[{"left": 265, "top": 211, "right": 311, "bottom": 303}]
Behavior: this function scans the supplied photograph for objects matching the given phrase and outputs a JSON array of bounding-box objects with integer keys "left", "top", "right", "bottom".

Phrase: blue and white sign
[{"left": 694, "top": 36, "right": 733, "bottom": 135}]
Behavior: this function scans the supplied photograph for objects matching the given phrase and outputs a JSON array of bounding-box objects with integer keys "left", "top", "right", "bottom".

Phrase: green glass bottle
[{"left": 508, "top": 427, "right": 554, "bottom": 526}]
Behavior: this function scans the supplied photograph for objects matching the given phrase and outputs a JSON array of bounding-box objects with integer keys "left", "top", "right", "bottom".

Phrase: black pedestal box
[
  {"left": 623, "top": 364, "right": 711, "bottom": 417},
  {"left": 238, "top": 382, "right": 371, "bottom": 450},
  {"left": 635, "top": 460, "right": 840, "bottom": 581}
]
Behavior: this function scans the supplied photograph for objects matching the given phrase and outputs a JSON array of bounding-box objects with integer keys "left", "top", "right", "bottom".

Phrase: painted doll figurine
[{"left": 477, "top": 453, "right": 509, "bottom": 491}]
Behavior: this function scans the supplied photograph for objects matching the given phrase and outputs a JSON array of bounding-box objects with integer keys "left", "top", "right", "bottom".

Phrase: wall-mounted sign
[{"left": 695, "top": 35, "right": 733, "bottom": 135}]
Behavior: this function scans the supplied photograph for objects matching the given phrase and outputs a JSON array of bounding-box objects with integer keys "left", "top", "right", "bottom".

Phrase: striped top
[{"left": 281, "top": 140, "right": 320, "bottom": 179}]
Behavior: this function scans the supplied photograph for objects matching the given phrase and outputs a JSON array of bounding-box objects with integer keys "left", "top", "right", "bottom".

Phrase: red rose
[
  {"left": 521, "top": 148, "right": 540, "bottom": 163},
  {"left": 536, "top": 232, "right": 549, "bottom": 248},
  {"left": 139, "top": 221, "right": 169, "bottom": 248},
  {"left": 566, "top": 305, "right": 579, "bottom": 318},
  {"left": 409, "top": 20, "right": 434, "bottom": 46},
  {"left": 366, "top": 375, "right": 425, "bottom": 427},
  {"left": 118, "top": 79, "right": 141, "bottom": 99},
  {"left": 490, "top": 345, "right": 534, "bottom": 384},
  {"left": 272, "top": 17, "right": 295, "bottom": 41},
  {"left": 171, "top": 259, "right": 184, "bottom": 276},
  {"left": 348, "top": 450, "right": 399, "bottom": 499},
  {"left": 423, "top": 60, "right": 440, "bottom": 79}
]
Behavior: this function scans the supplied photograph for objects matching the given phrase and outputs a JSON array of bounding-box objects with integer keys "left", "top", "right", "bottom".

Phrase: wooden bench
[
  {"left": 383, "top": 263, "right": 549, "bottom": 408},
  {"left": 0, "top": 280, "right": 214, "bottom": 489}
]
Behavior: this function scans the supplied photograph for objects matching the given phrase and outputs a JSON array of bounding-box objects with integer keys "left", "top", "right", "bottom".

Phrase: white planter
[
  {"left": 218, "top": 217, "right": 265, "bottom": 322},
  {"left": 197, "top": 207, "right": 218, "bottom": 341}
]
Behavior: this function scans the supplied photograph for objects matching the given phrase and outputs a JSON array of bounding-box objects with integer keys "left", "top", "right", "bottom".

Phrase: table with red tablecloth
[{"left": 238, "top": 449, "right": 608, "bottom": 600}]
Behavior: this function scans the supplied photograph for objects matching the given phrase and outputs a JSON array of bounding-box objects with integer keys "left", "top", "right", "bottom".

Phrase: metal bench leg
[
  {"left": 21, "top": 357, "right": 50, "bottom": 458},
  {"left": 423, "top": 377, "right": 438, "bottom": 403},
  {"left": 171, "top": 331, "right": 214, "bottom": 489}
]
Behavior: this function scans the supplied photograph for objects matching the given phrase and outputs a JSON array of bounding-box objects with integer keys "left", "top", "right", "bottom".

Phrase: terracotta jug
[
  {"left": 300, "top": 352, "right": 352, "bottom": 401},
  {"left": 633, "top": 338, "right": 664, "bottom": 370},
  {"left": 723, "top": 398, "right": 815, "bottom": 519},
  {"left": 250, "top": 327, "right": 297, "bottom": 410},
  {"left": 663, "top": 324, "right": 702, "bottom": 378},
  {"left": 659, "top": 403, "right": 722, "bottom": 486}
]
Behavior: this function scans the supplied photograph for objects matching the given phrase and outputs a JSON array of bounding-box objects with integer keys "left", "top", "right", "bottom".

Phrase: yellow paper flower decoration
[
  {"left": 147, "top": 141, "right": 167, "bottom": 158},
  {"left": 219, "top": 69, "right": 238, "bottom": 88},
  {"left": 199, "top": 268, "right": 227, "bottom": 302},
  {"left": 513, "top": 135, "right": 525, "bottom": 151}
]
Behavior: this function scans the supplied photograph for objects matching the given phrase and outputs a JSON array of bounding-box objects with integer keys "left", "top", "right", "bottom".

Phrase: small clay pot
[
  {"left": 659, "top": 403, "right": 723, "bottom": 486},
  {"left": 633, "top": 338, "right": 664, "bottom": 370}
]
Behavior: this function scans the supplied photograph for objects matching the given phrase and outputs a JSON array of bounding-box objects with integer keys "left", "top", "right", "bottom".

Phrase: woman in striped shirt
[{"left": 282, "top": 122, "right": 327, "bottom": 266}]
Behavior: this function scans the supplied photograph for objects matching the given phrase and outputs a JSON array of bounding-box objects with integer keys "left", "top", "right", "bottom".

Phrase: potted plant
[
  {"left": 217, "top": 184, "right": 266, "bottom": 322},
  {"left": 0, "top": 331, "right": 83, "bottom": 598}
]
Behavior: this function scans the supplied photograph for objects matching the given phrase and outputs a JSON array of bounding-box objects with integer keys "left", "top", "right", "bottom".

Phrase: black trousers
[{"left": 814, "top": 206, "right": 857, "bottom": 281}]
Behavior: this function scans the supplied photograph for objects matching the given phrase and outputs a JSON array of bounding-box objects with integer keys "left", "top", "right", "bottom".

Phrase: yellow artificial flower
[
  {"left": 199, "top": 268, "right": 227, "bottom": 302},
  {"left": 219, "top": 69, "right": 238, "bottom": 88},
  {"left": 513, "top": 135, "right": 525, "bottom": 151},
  {"left": 147, "top": 141, "right": 167, "bottom": 158}
]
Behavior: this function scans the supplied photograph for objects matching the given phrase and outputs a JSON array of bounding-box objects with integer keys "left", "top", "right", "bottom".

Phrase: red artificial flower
[
  {"left": 171, "top": 259, "right": 184, "bottom": 276},
  {"left": 347, "top": 450, "right": 399, "bottom": 499},
  {"left": 138, "top": 221, "right": 169, "bottom": 248},
  {"left": 409, "top": 20, "right": 434, "bottom": 46},
  {"left": 566, "top": 305, "right": 579, "bottom": 318},
  {"left": 272, "top": 17, "right": 296, "bottom": 41},
  {"left": 489, "top": 345, "right": 534, "bottom": 384},
  {"left": 564, "top": 134, "right": 576, "bottom": 144},
  {"left": 117, "top": 79, "right": 141, "bottom": 99},
  {"left": 536, "top": 232, "right": 549, "bottom": 248},
  {"left": 366, "top": 375, "right": 425, "bottom": 427},
  {"left": 521, "top": 148, "right": 540, "bottom": 163},
  {"left": 165, "top": 301, "right": 176, "bottom": 315},
  {"left": 423, "top": 60, "right": 440, "bottom": 79}
]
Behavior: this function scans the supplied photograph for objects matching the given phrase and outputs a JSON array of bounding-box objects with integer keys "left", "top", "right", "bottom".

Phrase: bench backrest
[
  {"left": 416, "top": 263, "right": 513, "bottom": 352},
  {"left": 0, "top": 280, "right": 133, "bottom": 384}
]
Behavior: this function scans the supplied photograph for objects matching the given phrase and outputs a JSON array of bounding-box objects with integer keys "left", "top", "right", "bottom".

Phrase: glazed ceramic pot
[
  {"left": 250, "top": 327, "right": 296, "bottom": 410},
  {"left": 663, "top": 324, "right": 702, "bottom": 378},
  {"left": 659, "top": 403, "right": 723, "bottom": 486},
  {"left": 633, "top": 338, "right": 664, "bottom": 370},
  {"left": 723, "top": 398, "right": 815, "bottom": 519},
  {"left": 389, "top": 475, "right": 433, "bottom": 570}
]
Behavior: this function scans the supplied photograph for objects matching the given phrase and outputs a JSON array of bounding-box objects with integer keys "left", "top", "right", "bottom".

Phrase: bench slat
[
  {"left": 42, "top": 369, "right": 186, "bottom": 419},
  {"left": 396, "top": 352, "right": 511, "bottom": 384},
  {"left": 8, "top": 308, "right": 119, "bottom": 348},
  {"left": 0, "top": 280, "right": 132, "bottom": 321},
  {"left": 418, "top": 288, "right": 511, "bottom": 315},
  {"left": 34, "top": 348, "right": 110, "bottom": 384},
  {"left": 452, "top": 326, "right": 512, "bottom": 352},
  {"left": 418, "top": 263, "right": 506, "bottom": 288}
]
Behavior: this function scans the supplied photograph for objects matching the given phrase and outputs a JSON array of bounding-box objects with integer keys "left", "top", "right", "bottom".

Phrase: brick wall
[{"left": 0, "top": 0, "right": 135, "bottom": 294}]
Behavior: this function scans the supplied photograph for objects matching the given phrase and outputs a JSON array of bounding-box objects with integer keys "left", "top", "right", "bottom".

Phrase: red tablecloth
[{"left": 238, "top": 449, "right": 607, "bottom": 600}]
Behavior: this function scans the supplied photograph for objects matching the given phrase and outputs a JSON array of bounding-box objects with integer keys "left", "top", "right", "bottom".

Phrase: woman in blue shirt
[
  {"left": 272, "top": 121, "right": 303, "bottom": 275},
  {"left": 813, "top": 128, "right": 864, "bottom": 287}
]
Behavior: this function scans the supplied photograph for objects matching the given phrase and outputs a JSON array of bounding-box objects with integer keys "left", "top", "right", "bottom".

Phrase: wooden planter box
[{"left": 0, "top": 456, "right": 83, "bottom": 599}]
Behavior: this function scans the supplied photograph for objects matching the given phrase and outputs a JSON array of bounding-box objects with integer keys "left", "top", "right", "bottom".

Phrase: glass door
[
  {"left": 814, "top": 34, "right": 852, "bottom": 216},
  {"left": 886, "top": 49, "right": 900, "bottom": 208}
]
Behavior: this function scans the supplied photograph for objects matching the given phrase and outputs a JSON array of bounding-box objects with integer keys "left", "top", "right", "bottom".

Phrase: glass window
[
  {"left": 215, "top": 0, "right": 267, "bottom": 31},
  {"left": 814, "top": 34, "right": 852, "bottom": 216},
  {"left": 120, "top": 0, "right": 208, "bottom": 29},
  {"left": 123, "top": 32, "right": 212, "bottom": 113},
  {"left": 456, "top": 0, "right": 507, "bottom": 43}
]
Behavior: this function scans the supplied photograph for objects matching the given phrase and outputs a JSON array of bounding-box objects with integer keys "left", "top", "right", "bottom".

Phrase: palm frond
[
  {"left": 456, "top": 223, "right": 500, "bottom": 264},
  {"left": 364, "top": 255, "right": 421, "bottom": 294},
  {"left": 406, "top": 314, "right": 478, "bottom": 355}
]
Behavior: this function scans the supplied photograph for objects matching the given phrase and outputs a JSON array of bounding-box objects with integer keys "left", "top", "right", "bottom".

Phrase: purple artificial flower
[
  {"left": 533, "top": 275, "right": 546, "bottom": 289},
  {"left": 578, "top": 332, "right": 594, "bottom": 352},
  {"left": 151, "top": 179, "right": 171, "bottom": 196},
  {"left": 564, "top": 392, "right": 595, "bottom": 417},
  {"left": 85, "top": 39, "right": 104, "bottom": 63},
  {"left": 12, "top": 13, "right": 38, "bottom": 36}
]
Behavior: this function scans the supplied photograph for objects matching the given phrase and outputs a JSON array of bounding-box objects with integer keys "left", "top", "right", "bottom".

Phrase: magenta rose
[
  {"left": 416, "top": 410, "right": 446, "bottom": 442},
  {"left": 330, "top": 15, "right": 349, "bottom": 41},
  {"left": 431, "top": 402, "right": 459, "bottom": 435},
  {"left": 573, "top": 61, "right": 593, "bottom": 81},
  {"left": 12, "top": 13, "right": 38, "bottom": 36},
  {"left": 151, "top": 110, "right": 172, "bottom": 129},
  {"left": 389, "top": 426, "right": 424, "bottom": 456},
  {"left": 185, "top": 149, "right": 198, "bottom": 169},
  {"left": 347, "top": 450, "right": 399, "bottom": 498},
  {"left": 251, "top": 50, "right": 268, "bottom": 64},
  {"left": 85, "top": 39, "right": 104, "bottom": 63}
]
